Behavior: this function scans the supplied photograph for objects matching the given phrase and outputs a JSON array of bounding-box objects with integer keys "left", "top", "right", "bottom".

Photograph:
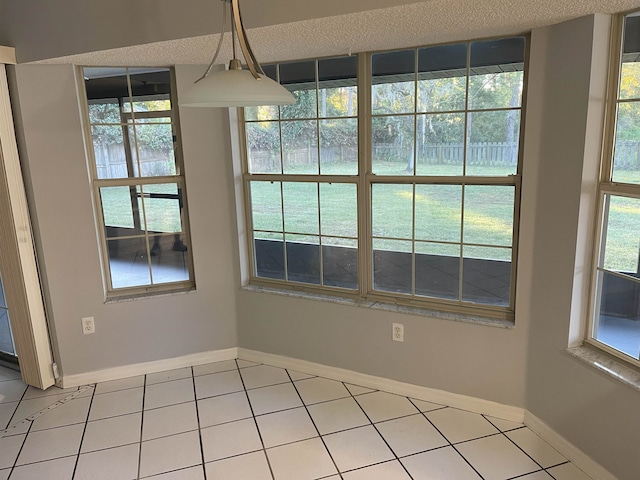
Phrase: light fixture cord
[{"left": 195, "top": 0, "right": 228, "bottom": 83}]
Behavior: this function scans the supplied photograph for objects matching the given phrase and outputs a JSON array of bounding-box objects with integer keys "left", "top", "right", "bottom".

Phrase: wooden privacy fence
[
  {"left": 93, "top": 143, "right": 175, "bottom": 178},
  {"left": 614, "top": 141, "right": 640, "bottom": 170},
  {"left": 249, "top": 146, "right": 358, "bottom": 172}
]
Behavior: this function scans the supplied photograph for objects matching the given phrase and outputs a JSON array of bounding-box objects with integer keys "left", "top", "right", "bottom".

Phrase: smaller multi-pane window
[
  {"left": 83, "top": 67, "right": 194, "bottom": 296},
  {"left": 590, "top": 13, "right": 640, "bottom": 366}
]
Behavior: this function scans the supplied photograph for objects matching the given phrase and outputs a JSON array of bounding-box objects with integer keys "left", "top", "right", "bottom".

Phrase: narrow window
[
  {"left": 589, "top": 13, "right": 640, "bottom": 365},
  {"left": 83, "top": 67, "right": 194, "bottom": 297}
]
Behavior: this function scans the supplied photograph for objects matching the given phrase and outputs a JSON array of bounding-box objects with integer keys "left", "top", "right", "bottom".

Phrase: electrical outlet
[
  {"left": 82, "top": 316, "right": 95, "bottom": 335},
  {"left": 392, "top": 323, "right": 404, "bottom": 342}
]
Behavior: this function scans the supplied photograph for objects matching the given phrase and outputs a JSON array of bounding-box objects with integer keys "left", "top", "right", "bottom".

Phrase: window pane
[
  {"left": 318, "top": 56, "right": 358, "bottom": 118},
  {"left": 138, "top": 184, "right": 184, "bottom": 234},
  {"left": 463, "top": 186, "right": 514, "bottom": 247},
  {"left": 246, "top": 121, "right": 282, "bottom": 174},
  {"left": 320, "top": 118, "right": 358, "bottom": 175},
  {"left": 594, "top": 271, "right": 640, "bottom": 360},
  {"left": 319, "top": 87, "right": 358, "bottom": 117},
  {"left": 602, "top": 195, "right": 640, "bottom": 273},
  {"left": 468, "top": 71, "right": 523, "bottom": 110},
  {"left": 84, "top": 67, "right": 129, "bottom": 103},
  {"left": 254, "top": 233, "right": 285, "bottom": 280},
  {"left": 415, "top": 242, "right": 460, "bottom": 300},
  {"left": 283, "top": 183, "right": 319, "bottom": 234},
  {"left": 99, "top": 186, "right": 136, "bottom": 232},
  {"left": 88, "top": 100, "right": 121, "bottom": 124},
  {"left": 92, "top": 126, "right": 129, "bottom": 179},
  {"left": 250, "top": 181, "right": 283, "bottom": 232},
  {"left": 149, "top": 234, "right": 190, "bottom": 284},
  {"left": 372, "top": 115, "right": 415, "bottom": 175},
  {"left": 286, "top": 234, "right": 320, "bottom": 284},
  {"left": 466, "top": 110, "right": 520, "bottom": 176},
  {"left": 417, "top": 43, "right": 467, "bottom": 113},
  {"left": 245, "top": 105, "right": 279, "bottom": 121},
  {"left": 130, "top": 122, "right": 177, "bottom": 177},
  {"left": 322, "top": 238, "right": 358, "bottom": 289},
  {"left": 129, "top": 99, "right": 171, "bottom": 113},
  {"left": 372, "top": 184, "right": 413, "bottom": 239},
  {"left": 128, "top": 69, "right": 172, "bottom": 100},
  {"left": 107, "top": 237, "right": 151, "bottom": 289},
  {"left": 372, "top": 50, "right": 415, "bottom": 115},
  {"left": 415, "top": 113, "right": 464, "bottom": 176},
  {"left": 282, "top": 120, "right": 318, "bottom": 174},
  {"left": 373, "top": 239, "right": 412, "bottom": 294},
  {"left": 320, "top": 183, "right": 357, "bottom": 238},
  {"left": 462, "top": 246, "right": 511, "bottom": 305},
  {"left": 414, "top": 184, "right": 462, "bottom": 243},
  {"left": 612, "top": 102, "right": 640, "bottom": 184},
  {"left": 280, "top": 61, "right": 317, "bottom": 120}
]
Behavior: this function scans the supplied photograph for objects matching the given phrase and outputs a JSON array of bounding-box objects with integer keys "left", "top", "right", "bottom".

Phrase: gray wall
[
  {"left": 522, "top": 15, "right": 640, "bottom": 480},
  {"left": 9, "top": 64, "right": 239, "bottom": 376}
]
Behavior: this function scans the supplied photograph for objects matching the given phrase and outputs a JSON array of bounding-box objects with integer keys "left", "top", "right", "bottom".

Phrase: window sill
[
  {"left": 240, "top": 285, "right": 514, "bottom": 329},
  {"left": 104, "top": 286, "right": 196, "bottom": 304},
  {"left": 567, "top": 345, "right": 640, "bottom": 392}
]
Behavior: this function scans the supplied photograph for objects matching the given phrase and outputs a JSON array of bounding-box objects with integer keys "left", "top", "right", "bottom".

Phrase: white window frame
[{"left": 241, "top": 36, "right": 528, "bottom": 322}]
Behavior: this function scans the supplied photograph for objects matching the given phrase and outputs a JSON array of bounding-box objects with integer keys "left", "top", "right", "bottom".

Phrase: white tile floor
[{"left": 0, "top": 360, "right": 595, "bottom": 480}]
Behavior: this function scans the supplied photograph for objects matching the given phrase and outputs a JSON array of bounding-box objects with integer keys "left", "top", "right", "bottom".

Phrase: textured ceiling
[{"left": 31, "top": 0, "right": 640, "bottom": 66}]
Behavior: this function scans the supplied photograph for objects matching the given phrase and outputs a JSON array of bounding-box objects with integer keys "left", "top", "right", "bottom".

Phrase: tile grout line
[
  {"left": 71, "top": 385, "right": 98, "bottom": 479},
  {"left": 136, "top": 374, "right": 148, "bottom": 480},
  {"left": 287, "top": 371, "right": 345, "bottom": 480},
  {"left": 409, "top": 399, "right": 488, "bottom": 480},
  {"left": 190, "top": 365, "right": 209, "bottom": 480},
  {"left": 347, "top": 385, "right": 415, "bottom": 479},
  {"left": 1, "top": 382, "right": 29, "bottom": 438},
  {"left": 7, "top": 412, "right": 33, "bottom": 477},
  {"left": 235, "top": 359, "right": 277, "bottom": 480}
]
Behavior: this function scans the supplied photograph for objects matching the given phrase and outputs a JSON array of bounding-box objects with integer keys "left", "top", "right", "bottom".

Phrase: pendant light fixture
[{"left": 180, "top": 0, "right": 295, "bottom": 107}]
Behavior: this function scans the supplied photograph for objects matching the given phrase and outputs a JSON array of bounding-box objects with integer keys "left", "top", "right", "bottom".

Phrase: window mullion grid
[
  {"left": 125, "top": 69, "right": 156, "bottom": 284},
  {"left": 458, "top": 43, "right": 472, "bottom": 303},
  {"left": 411, "top": 49, "right": 419, "bottom": 296},
  {"left": 359, "top": 53, "right": 372, "bottom": 298},
  {"left": 315, "top": 61, "right": 325, "bottom": 287}
]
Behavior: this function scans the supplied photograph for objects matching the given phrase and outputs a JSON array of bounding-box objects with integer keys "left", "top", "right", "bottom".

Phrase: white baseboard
[
  {"left": 59, "top": 347, "right": 238, "bottom": 388},
  {"left": 524, "top": 411, "right": 618, "bottom": 480},
  {"left": 237, "top": 348, "right": 525, "bottom": 423}
]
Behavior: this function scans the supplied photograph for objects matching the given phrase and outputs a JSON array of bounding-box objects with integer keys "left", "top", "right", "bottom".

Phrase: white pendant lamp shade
[
  {"left": 181, "top": 0, "right": 295, "bottom": 108},
  {"left": 180, "top": 67, "right": 294, "bottom": 107}
]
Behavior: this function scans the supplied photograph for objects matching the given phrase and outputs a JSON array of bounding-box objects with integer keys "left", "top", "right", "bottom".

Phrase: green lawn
[{"left": 98, "top": 164, "right": 640, "bottom": 268}]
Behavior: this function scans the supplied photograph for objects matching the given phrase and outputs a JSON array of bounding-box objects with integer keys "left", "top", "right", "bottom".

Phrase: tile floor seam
[
  {"left": 190, "top": 365, "right": 209, "bottom": 480},
  {"left": 346, "top": 384, "right": 415, "bottom": 479},
  {"left": 8, "top": 416, "right": 32, "bottom": 477},
  {"left": 417, "top": 407, "right": 488, "bottom": 479},
  {"left": 3, "top": 382, "right": 28, "bottom": 432},
  {"left": 70, "top": 384, "right": 97, "bottom": 479},
  {"left": 136, "top": 373, "right": 148, "bottom": 480},
  {"left": 287, "top": 370, "right": 344, "bottom": 479},
  {"left": 236, "top": 359, "right": 277, "bottom": 480},
  {"left": 506, "top": 467, "right": 548, "bottom": 479},
  {"left": 501, "top": 428, "right": 549, "bottom": 472}
]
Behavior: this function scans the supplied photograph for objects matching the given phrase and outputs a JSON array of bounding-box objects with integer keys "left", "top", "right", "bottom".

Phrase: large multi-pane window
[
  {"left": 590, "top": 13, "right": 640, "bottom": 366},
  {"left": 82, "top": 67, "right": 194, "bottom": 296},
  {"left": 243, "top": 37, "right": 526, "bottom": 320}
]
